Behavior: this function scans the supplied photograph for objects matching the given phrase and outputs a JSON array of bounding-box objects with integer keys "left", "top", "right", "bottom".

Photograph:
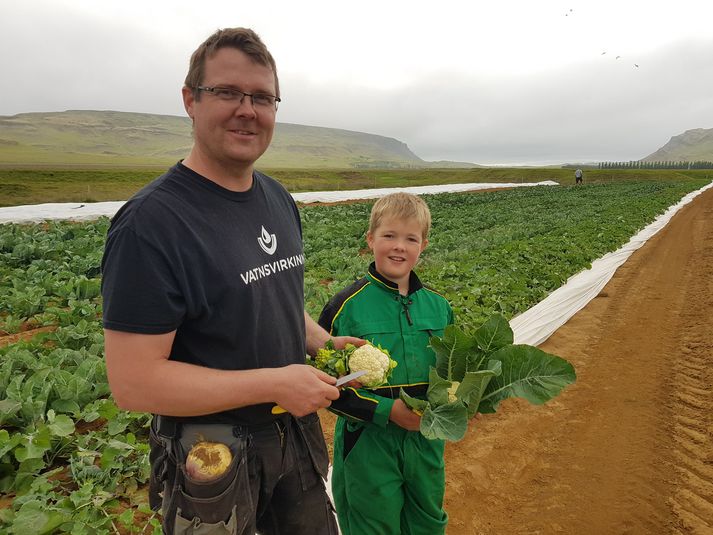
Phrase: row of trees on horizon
[{"left": 597, "top": 160, "right": 713, "bottom": 170}]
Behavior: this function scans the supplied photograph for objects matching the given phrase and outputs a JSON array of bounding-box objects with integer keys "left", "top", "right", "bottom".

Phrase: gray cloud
[
  {"left": 279, "top": 39, "right": 713, "bottom": 164},
  {"left": 2, "top": 2, "right": 712, "bottom": 165},
  {"left": 1, "top": 3, "right": 189, "bottom": 116}
]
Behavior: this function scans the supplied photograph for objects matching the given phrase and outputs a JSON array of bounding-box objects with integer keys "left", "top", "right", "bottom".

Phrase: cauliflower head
[
  {"left": 447, "top": 381, "right": 460, "bottom": 403},
  {"left": 347, "top": 343, "right": 397, "bottom": 387}
]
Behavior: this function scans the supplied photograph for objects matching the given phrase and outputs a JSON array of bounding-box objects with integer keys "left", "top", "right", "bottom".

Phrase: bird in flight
[
  {"left": 616, "top": 55, "right": 622, "bottom": 59},
  {"left": 634, "top": 63, "right": 639, "bottom": 68}
]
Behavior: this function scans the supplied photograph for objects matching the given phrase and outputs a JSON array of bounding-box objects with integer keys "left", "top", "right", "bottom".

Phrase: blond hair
[{"left": 369, "top": 192, "right": 431, "bottom": 240}]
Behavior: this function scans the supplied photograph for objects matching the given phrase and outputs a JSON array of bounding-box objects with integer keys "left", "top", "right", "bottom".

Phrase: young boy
[{"left": 318, "top": 192, "right": 453, "bottom": 535}]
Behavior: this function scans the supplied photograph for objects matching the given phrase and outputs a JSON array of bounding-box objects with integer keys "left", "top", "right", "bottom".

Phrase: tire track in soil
[
  {"left": 667, "top": 193, "right": 713, "bottom": 534},
  {"left": 443, "top": 186, "right": 713, "bottom": 534}
]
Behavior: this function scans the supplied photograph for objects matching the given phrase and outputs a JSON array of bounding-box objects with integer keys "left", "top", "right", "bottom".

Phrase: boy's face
[{"left": 367, "top": 217, "right": 428, "bottom": 289}]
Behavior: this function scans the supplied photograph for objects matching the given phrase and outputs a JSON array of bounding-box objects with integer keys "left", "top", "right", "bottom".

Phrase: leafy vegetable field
[
  {"left": 0, "top": 179, "right": 706, "bottom": 533},
  {"left": 302, "top": 180, "right": 706, "bottom": 321}
]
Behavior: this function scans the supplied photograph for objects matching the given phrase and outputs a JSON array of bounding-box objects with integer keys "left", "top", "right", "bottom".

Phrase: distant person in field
[
  {"left": 101, "top": 27, "right": 361, "bottom": 535},
  {"left": 318, "top": 192, "right": 454, "bottom": 535},
  {"left": 575, "top": 168, "right": 583, "bottom": 184}
]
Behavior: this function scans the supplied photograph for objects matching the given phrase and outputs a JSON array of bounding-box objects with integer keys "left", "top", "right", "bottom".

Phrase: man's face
[{"left": 183, "top": 47, "right": 277, "bottom": 170}]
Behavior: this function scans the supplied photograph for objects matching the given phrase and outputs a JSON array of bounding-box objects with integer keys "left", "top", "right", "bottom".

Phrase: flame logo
[{"left": 257, "top": 226, "right": 277, "bottom": 255}]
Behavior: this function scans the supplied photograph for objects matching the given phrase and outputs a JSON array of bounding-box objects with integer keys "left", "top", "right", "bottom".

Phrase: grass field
[{"left": 1, "top": 166, "right": 711, "bottom": 207}]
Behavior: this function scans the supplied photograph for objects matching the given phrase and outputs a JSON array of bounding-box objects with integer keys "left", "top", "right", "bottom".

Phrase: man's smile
[{"left": 229, "top": 128, "right": 256, "bottom": 136}]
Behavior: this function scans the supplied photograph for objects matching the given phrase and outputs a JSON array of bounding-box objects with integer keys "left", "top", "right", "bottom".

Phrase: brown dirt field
[
  {"left": 320, "top": 186, "right": 713, "bottom": 534},
  {"left": 0, "top": 325, "right": 55, "bottom": 347}
]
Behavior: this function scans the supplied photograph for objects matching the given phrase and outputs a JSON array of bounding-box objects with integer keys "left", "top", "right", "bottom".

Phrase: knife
[
  {"left": 335, "top": 369, "right": 367, "bottom": 387},
  {"left": 271, "top": 370, "right": 368, "bottom": 414}
]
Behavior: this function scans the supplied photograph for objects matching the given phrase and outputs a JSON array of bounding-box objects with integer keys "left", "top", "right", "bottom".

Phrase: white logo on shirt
[
  {"left": 239, "top": 254, "right": 305, "bottom": 285},
  {"left": 258, "top": 226, "right": 277, "bottom": 255}
]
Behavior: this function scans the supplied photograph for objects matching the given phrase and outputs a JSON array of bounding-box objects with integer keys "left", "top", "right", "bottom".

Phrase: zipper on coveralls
[{"left": 400, "top": 296, "right": 414, "bottom": 326}]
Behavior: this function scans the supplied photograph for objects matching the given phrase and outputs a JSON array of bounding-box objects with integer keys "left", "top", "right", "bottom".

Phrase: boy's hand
[{"left": 388, "top": 399, "right": 421, "bottom": 431}]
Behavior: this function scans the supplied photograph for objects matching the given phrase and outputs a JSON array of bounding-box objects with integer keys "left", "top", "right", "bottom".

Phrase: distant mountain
[
  {"left": 0, "top": 110, "right": 478, "bottom": 168},
  {"left": 642, "top": 128, "right": 713, "bottom": 162}
]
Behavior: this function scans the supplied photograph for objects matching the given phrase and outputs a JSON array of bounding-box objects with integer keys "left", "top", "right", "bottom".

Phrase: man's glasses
[{"left": 196, "top": 86, "right": 281, "bottom": 110}]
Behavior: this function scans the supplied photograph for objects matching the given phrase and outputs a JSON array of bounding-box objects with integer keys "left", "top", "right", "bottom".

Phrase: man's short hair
[
  {"left": 369, "top": 192, "right": 432, "bottom": 240},
  {"left": 184, "top": 27, "right": 279, "bottom": 99}
]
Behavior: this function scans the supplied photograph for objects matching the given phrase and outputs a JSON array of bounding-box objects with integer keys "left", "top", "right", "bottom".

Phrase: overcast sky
[{"left": 2, "top": 0, "right": 712, "bottom": 165}]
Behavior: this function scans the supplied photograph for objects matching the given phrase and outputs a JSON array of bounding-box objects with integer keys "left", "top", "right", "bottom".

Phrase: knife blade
[{"left": 335, "top": 370, "right": 367, "bottom": 387}]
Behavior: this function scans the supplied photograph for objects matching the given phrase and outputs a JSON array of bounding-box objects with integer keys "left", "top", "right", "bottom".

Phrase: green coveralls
[{"left": 318, "top": 263, "right": 453, "bottom": 535}]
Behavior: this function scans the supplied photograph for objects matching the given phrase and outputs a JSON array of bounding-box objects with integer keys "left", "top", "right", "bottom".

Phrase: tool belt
[{"left": 149, "top": 411, "right": 330, "bottom": 533}]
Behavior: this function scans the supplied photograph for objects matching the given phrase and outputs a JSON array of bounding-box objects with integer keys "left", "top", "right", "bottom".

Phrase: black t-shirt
[{"left": 101, "top": 163, "right": 305, "bottom": 423}]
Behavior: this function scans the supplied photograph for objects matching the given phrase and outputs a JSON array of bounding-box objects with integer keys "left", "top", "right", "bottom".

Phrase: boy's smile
[{"left": 367, "top": 216, "right": 428, "bottom": 294}]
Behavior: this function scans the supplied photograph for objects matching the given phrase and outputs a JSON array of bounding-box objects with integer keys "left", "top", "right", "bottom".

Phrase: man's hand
[
  {"left": 389, "top": 399, "right": 422, "bottom": 431},
  {"left": 331, "top": 336, "right": 366, "bottom": 350},
  {"left": 272, "top": 364, "right": 339, "bottom": 417}
]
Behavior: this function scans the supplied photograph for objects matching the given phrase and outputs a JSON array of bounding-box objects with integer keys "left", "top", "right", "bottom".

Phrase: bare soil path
[{"left": 443, "top": 186, "right": 713, "bottom": 534}]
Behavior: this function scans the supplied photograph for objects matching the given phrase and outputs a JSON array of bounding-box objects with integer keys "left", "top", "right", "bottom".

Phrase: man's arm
[
  {"left": 104, "top": 329, "right": 339, "bottom": 417},
  {"left": 305, "top": 311, "right": 331, "bottom": 356},
  {"left": 304, "top": 310, "right": 365, "bottom": 356}
]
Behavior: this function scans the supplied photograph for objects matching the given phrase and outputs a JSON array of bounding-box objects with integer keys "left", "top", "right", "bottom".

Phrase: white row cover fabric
[
  {"left": 0, "top": 181, "right": 558, "bottom": 224},
  {"left": 510, "top": 180, "right": 713, "bottom": 346},
  {"left": 291, "top": 181, "right": 558, "bottom": 204}
]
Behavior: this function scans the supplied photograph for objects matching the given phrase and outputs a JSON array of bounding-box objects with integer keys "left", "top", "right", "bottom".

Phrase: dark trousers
[{"left": 150, "top": 413, "right": 338, "bottom": 535}]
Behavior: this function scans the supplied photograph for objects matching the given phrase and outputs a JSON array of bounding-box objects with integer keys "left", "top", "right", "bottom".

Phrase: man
[
  {"left": 575, "top": 168, "right": 583, "bottom": 184},
  {"left": 101, "top": 28, "right": 352, "bottom": 534}
]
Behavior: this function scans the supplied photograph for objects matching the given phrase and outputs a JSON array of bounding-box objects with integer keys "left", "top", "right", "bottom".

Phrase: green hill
[
  {"left": 642, "top": 128, "right": 713, "bottom": 162},
  {"left": 0, "top": 110, "right": 477, "bottom": 168}
]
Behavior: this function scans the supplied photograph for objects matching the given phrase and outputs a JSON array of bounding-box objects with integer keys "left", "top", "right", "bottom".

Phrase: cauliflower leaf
[{"left": 399, "top": 313, "right": 576, "bottom": 442}]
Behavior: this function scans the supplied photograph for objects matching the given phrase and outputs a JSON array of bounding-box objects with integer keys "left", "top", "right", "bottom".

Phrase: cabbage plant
[{"left": 400, "top": 313, "right": 576, "bottom": 442}]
